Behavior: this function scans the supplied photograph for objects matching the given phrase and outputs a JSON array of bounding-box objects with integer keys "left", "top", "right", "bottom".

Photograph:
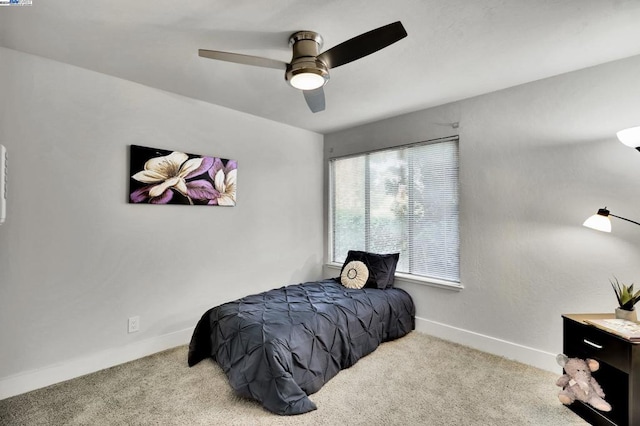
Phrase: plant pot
[{"left": 615, "top": 307, "right": 638, "bottom": 322}]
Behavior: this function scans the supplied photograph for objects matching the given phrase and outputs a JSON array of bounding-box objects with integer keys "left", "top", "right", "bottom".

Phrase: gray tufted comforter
[{"left": 187, "top": 279, "right": 415, "bottom": 415}]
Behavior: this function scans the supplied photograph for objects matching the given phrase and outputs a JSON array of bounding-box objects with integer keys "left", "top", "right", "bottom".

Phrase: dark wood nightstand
[{"left": 562, "top": 314, "right": 640, "bottom": 426}]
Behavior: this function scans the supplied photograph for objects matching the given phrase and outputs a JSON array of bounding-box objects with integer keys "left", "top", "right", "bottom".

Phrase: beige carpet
[{"left": 0, "top": 332, "right": 587, "bottom": 425}]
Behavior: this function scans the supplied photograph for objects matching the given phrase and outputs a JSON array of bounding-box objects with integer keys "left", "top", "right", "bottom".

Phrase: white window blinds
[{"left": 330, "top": 137, "right": 459, "bottom": 283}]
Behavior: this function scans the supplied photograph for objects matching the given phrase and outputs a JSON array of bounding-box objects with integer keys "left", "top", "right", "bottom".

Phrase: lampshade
[
  {"left": 583, "top": 207, "right": 640, "bottom": 233},
  {"left": 583, "top": 209, "right": 612, "bottom": 233},
  {"left": 289, "top": 72, "right": 326, "bottom": 90},
  {"left": 616, "top": 126, "right": 640, "bottom": 148}
]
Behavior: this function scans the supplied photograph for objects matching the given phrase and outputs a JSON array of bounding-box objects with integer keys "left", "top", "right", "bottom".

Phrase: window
[{"left": 330, "top": 137, "right": 459, "bottom": 284}]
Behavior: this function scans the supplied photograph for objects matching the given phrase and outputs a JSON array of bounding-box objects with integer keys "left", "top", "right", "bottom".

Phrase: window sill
[{"left": 324, "top": 263, "right": 463, "bottom": 292}]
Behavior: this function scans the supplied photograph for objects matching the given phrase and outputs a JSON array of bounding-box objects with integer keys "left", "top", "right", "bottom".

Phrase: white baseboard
[
  {"left": 1, "top": 319, "right": 560, "bottom": 401},
  {"left": 0, "top": 327, "right": 194, "bottom": 401},
  {"left": 414, "top": 316, "right": 560, "bottom": 374}
]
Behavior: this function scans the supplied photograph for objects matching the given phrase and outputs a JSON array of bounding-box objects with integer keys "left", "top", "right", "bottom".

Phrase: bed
[{"left": 187, "top": 251, "right": 415, "bottom": 415}]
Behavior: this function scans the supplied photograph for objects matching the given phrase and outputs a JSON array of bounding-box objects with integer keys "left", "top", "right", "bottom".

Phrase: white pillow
[{"left": 340, "top": 260, "right": 369, "bottom": 289}]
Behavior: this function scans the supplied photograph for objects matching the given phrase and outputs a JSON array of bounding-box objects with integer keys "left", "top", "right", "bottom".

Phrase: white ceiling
[{"left": 2, "top": 0, "right": 640, "bottom": 134}]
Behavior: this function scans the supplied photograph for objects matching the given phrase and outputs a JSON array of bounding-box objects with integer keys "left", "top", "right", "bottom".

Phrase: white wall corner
[
  {"left": 414, "top": 316, "right": 560, "bottom": 374},
  {"left": 0, "top": 327, "right": 194, "bottom": 401}
]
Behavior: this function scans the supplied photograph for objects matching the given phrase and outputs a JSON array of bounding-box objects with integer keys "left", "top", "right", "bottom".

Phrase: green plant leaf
[{"left": 610, "top": 277, "right": 640, "bottom": 309}]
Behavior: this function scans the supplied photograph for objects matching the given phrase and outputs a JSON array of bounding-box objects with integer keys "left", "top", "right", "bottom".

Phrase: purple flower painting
[{"left": 129, "top": 145, "right": 236, "bottom": 206}]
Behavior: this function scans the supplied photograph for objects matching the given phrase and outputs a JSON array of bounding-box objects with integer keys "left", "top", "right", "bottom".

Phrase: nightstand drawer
[{"left": 564, "top": 318, "right": 630, "bottom": 373}]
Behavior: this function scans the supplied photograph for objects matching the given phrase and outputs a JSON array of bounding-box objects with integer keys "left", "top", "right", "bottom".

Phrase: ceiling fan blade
[
  {"left": 198, "top": 49, "right": 287, "bottom": 70},
  {"left": 317, "top": 21, "right": 407, "bottom": 69},
  {"left": 303, "top": 88, "right": 325, "bottom": 113}
]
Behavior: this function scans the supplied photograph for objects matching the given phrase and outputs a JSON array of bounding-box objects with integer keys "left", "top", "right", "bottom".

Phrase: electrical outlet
[{"left": 128, "top": 316, "right": 140, "bottom": 333}]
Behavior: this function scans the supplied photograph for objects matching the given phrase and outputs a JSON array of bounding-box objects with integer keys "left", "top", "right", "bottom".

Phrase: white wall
[
  {"left": 0, "top": 47, "right": 324, "bottom": 398},
  {"left": 324, "top": 54, "right": 640, "bottom": 372}
]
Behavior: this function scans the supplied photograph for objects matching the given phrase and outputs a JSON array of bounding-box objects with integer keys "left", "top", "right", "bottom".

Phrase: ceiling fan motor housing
[{"left": 286, "top": 31, "right": 329, "bottom": 88}]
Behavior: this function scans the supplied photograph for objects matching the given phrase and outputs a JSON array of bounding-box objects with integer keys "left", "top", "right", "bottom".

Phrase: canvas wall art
[{"left": 129, "top": 145, "right": 236, "bottom": 206}]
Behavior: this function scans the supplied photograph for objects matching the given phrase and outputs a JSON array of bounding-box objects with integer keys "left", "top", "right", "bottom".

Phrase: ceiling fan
[{"left": 198, "top": 21, "right": 407, "bottom": 113}]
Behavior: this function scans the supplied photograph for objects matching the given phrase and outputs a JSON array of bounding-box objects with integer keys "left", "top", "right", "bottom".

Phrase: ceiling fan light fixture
[
  {"left": 289, "top": 71, "right": 326, "bottom": 90},
  {"left": 286, "top": 59, "right": 329, "bottom": 91}
]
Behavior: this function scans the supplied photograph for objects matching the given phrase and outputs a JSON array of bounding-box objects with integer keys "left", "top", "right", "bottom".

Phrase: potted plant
[{"left": 611, "top": 277, "right": 640, "bottom": 322}]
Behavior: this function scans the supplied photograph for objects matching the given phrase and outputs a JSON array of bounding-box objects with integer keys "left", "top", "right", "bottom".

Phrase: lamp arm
[{"left": 610, "top": 214, "right": 640, "bottom": 227}]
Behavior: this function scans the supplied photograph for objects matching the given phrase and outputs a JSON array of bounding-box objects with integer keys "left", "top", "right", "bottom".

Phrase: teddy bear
[{"left": 555, "top": 354, "right": 611, "bottom": 412}]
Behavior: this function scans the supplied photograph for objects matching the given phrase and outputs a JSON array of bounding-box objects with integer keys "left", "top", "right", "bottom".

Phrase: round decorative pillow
[{"left": 340, "top": 260, "right": 369, "bottom": 289}]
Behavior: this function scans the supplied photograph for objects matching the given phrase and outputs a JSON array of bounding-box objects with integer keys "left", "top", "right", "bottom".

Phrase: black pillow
[{"left": 339, "top": 250, "right": 400, "bottom": 289}]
